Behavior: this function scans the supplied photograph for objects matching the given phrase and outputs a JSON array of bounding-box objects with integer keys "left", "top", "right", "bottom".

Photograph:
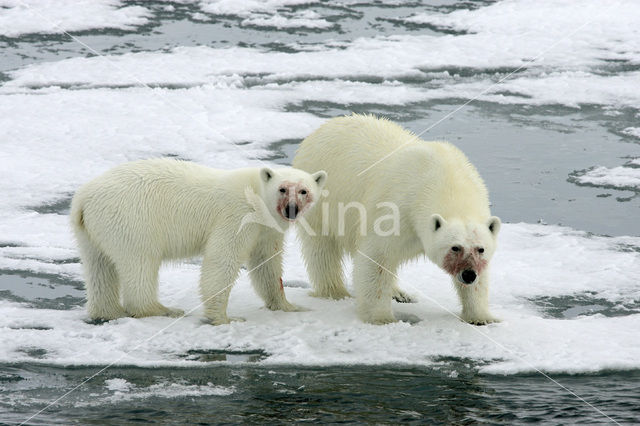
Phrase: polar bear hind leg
[{"left": 76, "top": 232, "right": 127, "bottom": 321}]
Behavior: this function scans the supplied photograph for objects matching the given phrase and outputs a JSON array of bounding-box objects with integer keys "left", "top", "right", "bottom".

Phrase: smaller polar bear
[
  {"left": 70, "top": 158, "right": 326, "bottom": 325},
  {"left": 293, "top": 114, "right": 500, "bottom": 325}
]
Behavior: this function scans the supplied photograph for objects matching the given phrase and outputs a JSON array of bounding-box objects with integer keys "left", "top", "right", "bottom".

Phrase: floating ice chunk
[
  {"left": 0, "top": 0, "right": 152, "bottom": 37},
  {"left": 200, "top": 0, "right": 318, "bottom": 17},
  {"left": 106, "top": 381, "right": 234, "bottom": 402},
  {"left": 241, "top": 10, "right": 332, "bottom": 29},
  {"left": 573, "top": 165, "right": 640, "bottom": 191},
  {"left": 191, "top": 12, "right": 210, "bottom": 22},
  {"left": 482, "top": 72, "right": 640, "bottom": 109},
  {"left": 105, "top": 378, "right": 133, "bottom": 392},
  {"left": 622, "top": 127, "right": 640, "bottom": 139}
]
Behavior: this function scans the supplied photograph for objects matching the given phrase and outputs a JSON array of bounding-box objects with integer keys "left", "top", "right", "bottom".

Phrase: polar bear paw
[
  {"left": 462, "top": 313, "right": 500, "bottom": 326},
  {"left": 392, "top": 288, "right": 417, "bottom": 303},
  {"left": 127, "top": 303, "right": 184, "bottom": 319},
  {"left": 269, "top": 301, "right": 309, "bottom": 312},
  {"left": 358, "top": 309, "right": 397, "bottom": 325},
  {"left": 309, "top": 287, "right": 352, "bottom": 300},
  {"left": 208, "top": 316, "right": 246, "bottom": 326},
  {"left": 165, "top": 307, "right": 185, "bottom": 318},
  {"left": 87, "top": 306, "right": 128, "bottom": 322}
]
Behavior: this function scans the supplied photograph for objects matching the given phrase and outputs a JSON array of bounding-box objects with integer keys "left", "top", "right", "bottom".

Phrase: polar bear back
[
  {"left": 293, "top": 114, "right": 491, "bottom": 245},
  {"left": 72, "top": 158, "right": 259, "bottom": 261}
]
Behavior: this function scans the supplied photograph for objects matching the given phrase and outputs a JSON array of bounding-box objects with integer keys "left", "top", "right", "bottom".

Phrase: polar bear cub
[
  {"left": 293, "top": 114, "right": 500, "bottom": 325},
  {"left": 70, "top": 158, "right": 326, "bottom": 325}
]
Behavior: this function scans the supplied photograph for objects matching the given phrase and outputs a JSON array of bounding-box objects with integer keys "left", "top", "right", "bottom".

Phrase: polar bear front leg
[
  {"left": 118, "top": 260, "right": 184, "bottom": 319},
  {"left": 300, "top": 233, "right": 351, "bottom": 300},
  {"left": 353, "top": 249, "right": 397, "bottom": 324},
  {"left": 248, "top": 238, "right": 306, "bottom": 312},
  {"left": 199, "top": 238, "right": 244, "bottom": 326},
  {"left": 453, "top": 270, "right": 499, "bottom": 325}
]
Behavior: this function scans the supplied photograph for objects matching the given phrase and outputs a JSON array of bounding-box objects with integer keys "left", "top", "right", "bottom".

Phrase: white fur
[
  {"left": 293, "top": 114, "right": 501, "bottom": 325},
  {"left": 70, "top": 158, "right": 326, "bottom": 325}
]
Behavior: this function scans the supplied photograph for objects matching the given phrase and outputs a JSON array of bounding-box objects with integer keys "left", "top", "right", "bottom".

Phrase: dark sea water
[
  {"left": 1, "top": 1, "right": 639, "bottom": 424},
  {"left": 3, "top": 362, "right": 640, "bottom": 425}
]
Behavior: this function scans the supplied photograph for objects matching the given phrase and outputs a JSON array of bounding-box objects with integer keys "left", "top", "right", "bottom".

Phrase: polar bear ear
[
  {"left": 430, "top": 214, "right": 446, "bottom": 232},
  {"left": 260, "top": 167, "right": 275, "bottom": 183},
  {"left": 488, "top": 216, "right": 501, "bottom": 236},
  {"left": 311, "top": 170, "right": 327, "bottom": 189}
]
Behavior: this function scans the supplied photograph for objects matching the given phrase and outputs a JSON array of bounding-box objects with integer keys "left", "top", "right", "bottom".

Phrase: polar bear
[
  {"left": 70, "top": 158, "right": 327, "bottom": 325},
  {"left": 293, "top": 114, "right": 500, "bottom": 325}
]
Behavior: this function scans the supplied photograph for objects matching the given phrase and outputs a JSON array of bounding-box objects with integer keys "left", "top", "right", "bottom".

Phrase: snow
[{"left": 0, "top": 0, "right": 151, "bottom": 37}]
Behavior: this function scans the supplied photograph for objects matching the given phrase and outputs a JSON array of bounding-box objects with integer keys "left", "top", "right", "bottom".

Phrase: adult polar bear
[
  {"left": 293, "top": 114, "right": 500, "bottom": 325},
  {"left": 71, "top": 158, "right": 326, "bottom": 325}
]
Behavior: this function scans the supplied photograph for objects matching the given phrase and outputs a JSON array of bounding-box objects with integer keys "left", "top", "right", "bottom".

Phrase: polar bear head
[
  {"left": 426, "top": 214, "right": 501, "bottom": 285},
  {"left": 260, "top": 167, "right": 327, "bottom": 224}
]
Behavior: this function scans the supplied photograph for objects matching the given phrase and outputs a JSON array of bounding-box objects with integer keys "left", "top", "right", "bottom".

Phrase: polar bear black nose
[
  {"left": 284, "top": 203, "right": 299, "bottom": 219},
  {"left": 461, "top": 269, "right": 477, "bottom": 284}
]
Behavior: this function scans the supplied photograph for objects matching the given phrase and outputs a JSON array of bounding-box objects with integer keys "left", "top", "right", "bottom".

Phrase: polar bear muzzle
[
  {"left": 443, "top": 246, "right": 487, "bottom": 285},
  {"left": 283, "top": 203, "right": 300, "bottom": 220}
]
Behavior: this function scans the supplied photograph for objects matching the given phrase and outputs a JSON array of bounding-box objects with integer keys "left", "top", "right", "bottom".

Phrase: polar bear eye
[
  {"left": 279, "top": 188, "right": 286, "bottom": 193},
  {"left": 300, "top": 189, "right": 307, "bottom": 195},
  {"left": 451, "top": 246, "right": 461, "bottom": 252},
  {"left": 478, "top": 247, "right": 485, "bottom": 254}
]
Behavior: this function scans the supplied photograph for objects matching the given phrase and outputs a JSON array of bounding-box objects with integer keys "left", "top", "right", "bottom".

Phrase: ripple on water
[{"left": 530, "top": 292, "right": 640, "bottom": 319}]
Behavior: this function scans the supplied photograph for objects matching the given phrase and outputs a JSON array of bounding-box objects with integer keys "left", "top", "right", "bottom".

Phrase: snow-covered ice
[
  {"left": 401, "top": 0, "right": 640, "bottom": 68},
  {"left": 1, "top": 225, "right": 639, "bottom": 375}
]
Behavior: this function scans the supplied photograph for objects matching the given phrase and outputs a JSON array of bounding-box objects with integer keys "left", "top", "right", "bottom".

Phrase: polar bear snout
[
  {"left": 459, "top": 269, "right": 477, "bottom": 285},
  {"left": 283, "top": 203, "right": 300, "bottom": 220}
]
